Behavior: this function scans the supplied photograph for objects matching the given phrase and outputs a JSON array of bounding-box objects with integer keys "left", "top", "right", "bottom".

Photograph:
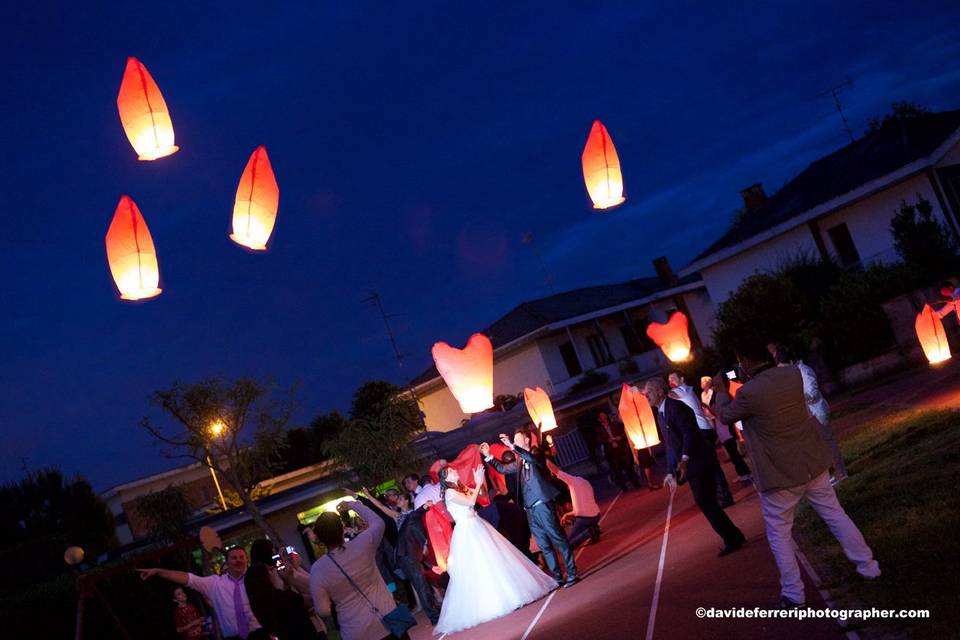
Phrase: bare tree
[{"left": 141, "top": 378, "right": 293, "bottom": 545}]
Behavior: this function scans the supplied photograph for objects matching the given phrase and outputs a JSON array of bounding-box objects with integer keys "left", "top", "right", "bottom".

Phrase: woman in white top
[
  {"left": 435, "top": 465, "right": 557, "bottom": 635},
  {"left": 309, "top": 498, "right": 407, "bottom": 640}
]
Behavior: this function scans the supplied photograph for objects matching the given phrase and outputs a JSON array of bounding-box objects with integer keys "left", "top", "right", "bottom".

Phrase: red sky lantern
[
  {"left": 581, "top": 119, "right": 625, "bottom": 210},
  {"left": 230, "top": 146, "right": 279, "bottom": 251},
  {"left": 915, "top": 304, "right": 951, "bottom": 364},
  {"left": 646, "top": 311, "right": 692, "bottom": 362},
  {"left": 432, "top": 333, "right": 494, "bottom": 414},
  {"left": 116, "top": 57, "right": 178, "bottom": 161},
  {"left": 619, "top": 384, "right": 660, "bottom": 449},
  {"left": 105, "top": 196, "right": 161, "bottom": 301},
  {"left": 523, "top": 386, "right": 558, "bottom": 432}
]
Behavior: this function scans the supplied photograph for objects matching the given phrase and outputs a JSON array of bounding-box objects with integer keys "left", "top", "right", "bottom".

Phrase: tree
[
  {"left": 136, "top": 485, "right": 194, "bottom": 544},
  {"left": 324, "top": 382, "right": 423, "bottom": 487},
  {"left": 867, "top": 101, "right": 929, "bottom": 132},
  {"left": 280, "top": 411, "right": 348, "bottom": 472},
  {"left": 0, "top": 469, "right": 117, "bottom": 589},
  {"left": 891, "top": 194, "right": 958, "bottom": 279},
  {"left": 141, "top": 378, "right": 293, "bottom": 545}
]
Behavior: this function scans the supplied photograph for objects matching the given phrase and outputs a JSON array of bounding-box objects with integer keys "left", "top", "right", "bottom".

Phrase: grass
[{"left": 794, "top": 408, "right": 960, "bottom": 639}]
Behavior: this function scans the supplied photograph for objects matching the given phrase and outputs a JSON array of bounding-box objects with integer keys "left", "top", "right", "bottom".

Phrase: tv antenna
[
  {"left": 818, "top": 78, "right": 855, "bottom": 143},
  {"left": 521, "top": 232, "right": 556, "bottom": 292},
  {"left": 362, "top": 290, "right": 407, "bottom": 369}
]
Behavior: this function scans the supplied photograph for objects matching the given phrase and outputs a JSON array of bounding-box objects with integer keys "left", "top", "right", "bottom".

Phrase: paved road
[{"left": 409, "top": 461, "right": 845, "bottom": 640}]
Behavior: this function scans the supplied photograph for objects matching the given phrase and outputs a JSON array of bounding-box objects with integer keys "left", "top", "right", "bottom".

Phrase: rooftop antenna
[
  {"left": 521, "top": 232, "right": 557, "bottom": 292},
  {"left": 818, "top": 78, "right": 855, "bottom": 143},
  {"left": 362, "top": 290, "right": 407, "bottom": 369}
]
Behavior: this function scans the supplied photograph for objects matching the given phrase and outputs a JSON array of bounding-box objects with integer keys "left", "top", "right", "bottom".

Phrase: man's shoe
[
  {"left": 717, "top": 539, "right": 744, "bottom": 557},
  {"left": 562, "top": 576, "right": 579, "bottom": 588},
  {"left": 778, "top": 596, "right": 803, "bottom": 609}
]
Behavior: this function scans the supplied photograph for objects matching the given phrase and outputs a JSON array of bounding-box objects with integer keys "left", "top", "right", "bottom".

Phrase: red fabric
[
  {"left": 173, "top": 603, "right": 204, "bottom": 639},
  {"left": 485, "top": 443, "right": 511, "bottom": 496},
  {"left": 448, "top": 444, "right": 494, "bottom": 507},
  {"left": 424, "top": 504, "right": 453, "bottom": 572},
  {"left": 428, "top": 460, "right": 446, "bottom": 484}
]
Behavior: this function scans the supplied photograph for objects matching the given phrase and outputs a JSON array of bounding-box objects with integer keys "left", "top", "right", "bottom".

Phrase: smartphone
[
  {"left": 725, "top": 369, "right": 737, "bottom": 380},
  {"left": 272, "top": 553, "right": 284, "bottom": 569},
  {"left": 285, "top": 545, "right": 295, "bottom": 555}
]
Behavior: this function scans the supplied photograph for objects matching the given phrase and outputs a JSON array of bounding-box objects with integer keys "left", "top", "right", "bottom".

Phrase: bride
[{"left": 434, "top": 464, "right": 557, "bottom": 635}]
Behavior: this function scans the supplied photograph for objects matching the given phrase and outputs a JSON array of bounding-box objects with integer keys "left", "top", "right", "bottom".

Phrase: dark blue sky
[{"left": 2, "top": 2, "right": 959, "bottom": 489}]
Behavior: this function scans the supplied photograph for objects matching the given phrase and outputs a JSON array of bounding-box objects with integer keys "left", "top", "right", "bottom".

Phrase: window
[
  {"left": 586, "top": 334, "right": 613, "bottom": 366},
  {"left": 558, "top": 341, "right": 582, "bottom": 377},
  {"left": 827, "top": 223, "right": 861, "bottom": 267},
  {"left": 623, "top": 322, "right": 656, "bottom": 354}
]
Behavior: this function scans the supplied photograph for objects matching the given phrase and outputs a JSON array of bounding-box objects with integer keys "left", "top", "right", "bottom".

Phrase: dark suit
[
  {"left": 661, "top": 397, "right": 744, "bottom": 546},
  {"left": 394, "top": 507, "right": 440, "bottom": 624},
  {"left": 487, "top": 447, "right": 576, "bottom": 581},
  {"left": 595, "top": 417, "right": 643, "bottom": 490}
]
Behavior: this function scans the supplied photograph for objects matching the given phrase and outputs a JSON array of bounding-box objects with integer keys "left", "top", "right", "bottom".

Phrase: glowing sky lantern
[
  {"left": 619, "top": 384, "right": 661, "bottom": 449},
  {"left": 581, "top": 119, "right": 625, "bottom": 210},
  {"left": 116, "top": 57, "right": 179, "bottom": 161},
  {"left": 230, "top": 146, "right": 280, "bottom": 251},
  {"left": 523, "top": 387, "right": 558, "bottom": 432},
  {"left": 646, "top": 311, "right": 692, "bottom": 362},
  {"left": 105, "top": 196, "right": 162, "bottom": 301},
  {"left": 915, "top": 304, "right": 951, "bottom": 364},
  {"left": 432, "top": 333, "right": 494, "bottom": 413}
]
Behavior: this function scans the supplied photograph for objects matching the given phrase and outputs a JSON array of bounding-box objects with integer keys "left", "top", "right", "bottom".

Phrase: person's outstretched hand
[
  {"left": 499, "top": 433, "right": 513, "bottom": 449},
  {"left": 479, "top": 442, "right": 490, "bottom": 457},
  {"left": 136, "top": 568, "right": 160, "bottom": 580},
  {"left": 473, "top": 464, "right": 485, "bottom": 486}
]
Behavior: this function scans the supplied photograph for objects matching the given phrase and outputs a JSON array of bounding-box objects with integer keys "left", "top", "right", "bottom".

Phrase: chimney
[
  {"left": 653, "top": 256, "right": 677, "bottom": 287},
  {"left": 740, "top": 183, "right": 767, "bottom": 212}
]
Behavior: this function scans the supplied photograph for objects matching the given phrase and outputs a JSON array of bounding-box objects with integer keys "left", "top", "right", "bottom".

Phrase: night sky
[{"left": 3, "top": 2, "right": 959, "bottom": 490}]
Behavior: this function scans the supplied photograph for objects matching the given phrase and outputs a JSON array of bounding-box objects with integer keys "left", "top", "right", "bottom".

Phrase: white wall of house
[
  {"left": 818, "top": 173, "right": 949, "bottom": 265},
  {"left": 938, "top": 139, "right": 960, "bottom": 166},
  {"left": 699, "top": 225, "right": 819, "bottom": 304}
]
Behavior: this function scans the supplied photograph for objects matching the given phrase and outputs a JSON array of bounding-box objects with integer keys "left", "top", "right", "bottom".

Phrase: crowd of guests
[{"left": 137, "top": 337, "right": 880, "bottom": 636}]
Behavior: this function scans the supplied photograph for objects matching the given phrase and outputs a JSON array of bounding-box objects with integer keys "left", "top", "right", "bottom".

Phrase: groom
[{"left": 481, "top": 430, "right": 579, "bottom": 588}]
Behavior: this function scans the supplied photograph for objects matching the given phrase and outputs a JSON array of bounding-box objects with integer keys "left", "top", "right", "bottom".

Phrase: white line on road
[
  {"left": 519, "top": 490, "right": 623, "bottom": 640},
  {"left": 644, "top": 487, "right": 676, "bottom": 640}
]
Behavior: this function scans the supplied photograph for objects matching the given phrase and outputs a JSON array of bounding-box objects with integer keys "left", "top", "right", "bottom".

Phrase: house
[
  {"left": 680, "top": 109, "right": 960, "bottom": 302},
  {"left": 409, "top": 260, "right": 715, "bottom": 433},
  {"left": 102, "top": 460, "right": 332, "bottom": 545}
]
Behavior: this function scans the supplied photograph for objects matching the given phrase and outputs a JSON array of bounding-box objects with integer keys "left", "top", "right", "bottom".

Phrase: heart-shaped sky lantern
[
  {"left": 432, "top": 333, "right": 494, "bottom": 413},
  {"left": 523, "top": 386, "right": 558, "bottom": 432},
  {"left": 646, "top": 311, "right": 692, "bottom": 362},
  {"left": 619, "top": 384, "right": 660, "bottom": 449},
  {"left": 915, "top": 304, "right": 951, "bottom": 365}
]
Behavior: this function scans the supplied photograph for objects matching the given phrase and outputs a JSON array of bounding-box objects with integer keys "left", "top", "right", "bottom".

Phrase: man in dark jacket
[
  {"left": 482, "top": 430, "right": 578, "bottom": 587},
  {"left": 394, "top": 505, "right": 441, "bottom": 625},
  {"left": 644, "top": 378, "right": 746, "bottom": 557}
]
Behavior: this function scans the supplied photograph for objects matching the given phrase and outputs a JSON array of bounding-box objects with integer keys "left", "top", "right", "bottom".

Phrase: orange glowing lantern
[
  {"left": 432, "top": 333, "right": 494, "bottom": 413},
  {"left": 105, "top": 196, "right": 162, "bottom": 301},
  {"left": 523, "top": 387, "right": 558, "bottom": 432},
  {"left": 581, "top": 120, "right": 625, "bottom": 210},
  {"left": 230, "top": 146, "right": 279, "bottom": 251},
  {"left": 915, "top": 304, "right": 951, "bottom": 364},
  {"left": 646, "top": 311, "right": 692, "bottom": 362},
  {"left": 116, "top": 57, "right": 179, "bottom": 161},
  {"left": 728, "top": 380, "right": 742, "bottom": 397},
  {"left": 619, "top": 384, "right": 661, "bottom": 449}
]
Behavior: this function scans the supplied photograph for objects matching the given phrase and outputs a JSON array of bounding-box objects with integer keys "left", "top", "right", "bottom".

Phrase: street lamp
[{"left": 207, "top": 420, "right": 228, "bottom": 511}]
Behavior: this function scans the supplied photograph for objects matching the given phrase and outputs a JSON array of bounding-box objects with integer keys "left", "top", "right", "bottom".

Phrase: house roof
[
  {"left": 687, "top": 109, "right": 960, "bottom": 268},
  {"left": 410, "top": 273, "right": 702, "bottom": 387}
]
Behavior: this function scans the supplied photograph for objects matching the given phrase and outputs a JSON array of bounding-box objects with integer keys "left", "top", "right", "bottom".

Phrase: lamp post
[{"left": 207, "top": 421, "right": 228, "bottom": 511}]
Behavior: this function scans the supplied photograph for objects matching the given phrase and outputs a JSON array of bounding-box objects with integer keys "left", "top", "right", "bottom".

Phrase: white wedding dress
[{"left": 435, "top": 489, "right": 557, "bottom": 635}]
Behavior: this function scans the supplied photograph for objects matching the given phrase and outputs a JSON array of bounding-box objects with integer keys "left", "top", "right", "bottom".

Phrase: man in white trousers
[{"left": 716, "top": 340, "right": 879, "bottom": 608}]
